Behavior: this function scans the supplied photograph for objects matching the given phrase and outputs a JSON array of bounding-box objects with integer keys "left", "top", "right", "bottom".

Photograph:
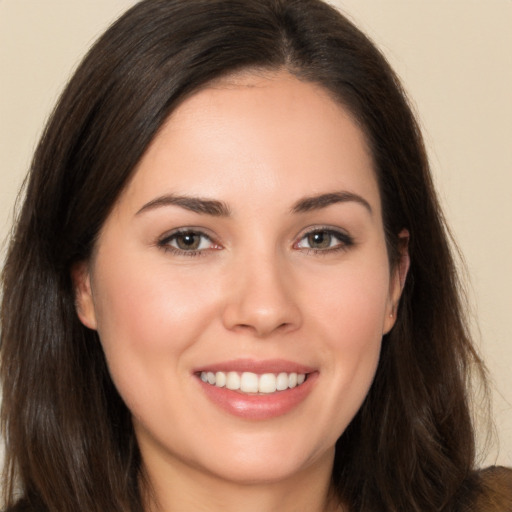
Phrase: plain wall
[{"left": 1, "top": 0, "right": 510, "bottom": 469}]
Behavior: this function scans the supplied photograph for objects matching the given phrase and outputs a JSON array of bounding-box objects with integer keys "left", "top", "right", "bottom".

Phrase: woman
[{"left": 1, "top": 1, "right": 510, "bottom": 511}]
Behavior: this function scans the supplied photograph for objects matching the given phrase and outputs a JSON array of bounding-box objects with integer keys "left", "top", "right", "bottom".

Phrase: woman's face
[{"left": 75, "top": 71, "right": 404, "bottom": 486}]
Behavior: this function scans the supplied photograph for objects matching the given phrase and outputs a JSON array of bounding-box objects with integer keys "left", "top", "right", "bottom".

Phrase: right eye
[{"left": 158, "top": 229, "right": 220, "bottom": 255}]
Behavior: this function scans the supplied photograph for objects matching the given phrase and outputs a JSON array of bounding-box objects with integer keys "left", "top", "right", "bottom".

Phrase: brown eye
[
  {"left": 175, "top": 232, "right": 202, "bottom": 250},
  {"left": 159, "top": 230, "right": 217, "bottom": 254},
  {"left": 307, "top": 231, "right": 332, "bottom": 249},
  {"left": 296, "top": 228, "right": 354, "bottom": 253}
]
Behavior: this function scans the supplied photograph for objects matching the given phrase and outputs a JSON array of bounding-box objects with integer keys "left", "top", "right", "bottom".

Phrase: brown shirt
[{"left": 470, "top": 466, "right": 512, "bottom": 511}]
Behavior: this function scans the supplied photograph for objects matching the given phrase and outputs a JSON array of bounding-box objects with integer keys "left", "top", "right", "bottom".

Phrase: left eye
[
  {"left": 161, "top": 231, "right": 215, "bottom": 252},
  {"left": 295, "top": 229, "right": 351, "bottom": 251}
]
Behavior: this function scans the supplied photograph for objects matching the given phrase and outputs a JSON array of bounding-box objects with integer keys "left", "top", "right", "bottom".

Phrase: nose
[{"left": 221, "top": 251, "right": 302, "bottom": 338}]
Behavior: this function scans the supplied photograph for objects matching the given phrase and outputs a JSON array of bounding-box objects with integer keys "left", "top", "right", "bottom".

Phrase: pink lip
[
  {"left": 194, "top": 359, "right": 318, "bottom": 421},
  {"left": 194, "top": 358, "right": 316, "bottom": 375}
]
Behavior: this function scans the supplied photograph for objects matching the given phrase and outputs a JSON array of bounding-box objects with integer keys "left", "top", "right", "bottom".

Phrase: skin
[{"left": 74, "top": 70, "right": 408, "bottom": 512}]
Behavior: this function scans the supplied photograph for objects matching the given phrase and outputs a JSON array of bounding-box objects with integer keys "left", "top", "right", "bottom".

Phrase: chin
[{"left": 185, "top": 428, "right": 336, "bottom": 486}]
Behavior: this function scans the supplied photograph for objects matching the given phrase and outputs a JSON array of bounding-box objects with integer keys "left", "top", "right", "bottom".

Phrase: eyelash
[{"left": 157, "top": 227, "right": 354, "bottom": 257}]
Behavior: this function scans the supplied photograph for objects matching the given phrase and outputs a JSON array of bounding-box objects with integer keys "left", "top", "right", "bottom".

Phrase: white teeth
[
  {"left": 215, "top": 371, "right": 226, "bottom": 388},
  {"left": 258, "top": 373, "right": 277, "bottom": 393},
  {"left": 226, "top": 371, "right": 240, "bottom": 390},
  {"left": 276, "top": 372, "right": 289, "bottom": 391},
  {"left": 199, "top": 370, "right": 307, "bottom": 394},
  {"left": 240, "top": 372, "right": 259, "bottom": 393}
]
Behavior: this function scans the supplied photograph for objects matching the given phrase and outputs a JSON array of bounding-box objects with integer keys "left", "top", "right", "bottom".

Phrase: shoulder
[{"left": 469, "top": 466, "right": 512, "bottom": 511}]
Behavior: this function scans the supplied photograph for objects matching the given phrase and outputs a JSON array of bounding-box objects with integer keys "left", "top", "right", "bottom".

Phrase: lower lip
[{"left": 197, "top": 373, "right": 318, "bottom": 420}]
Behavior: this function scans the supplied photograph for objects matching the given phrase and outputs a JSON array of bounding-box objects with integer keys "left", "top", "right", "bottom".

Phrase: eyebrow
[
  {"left": 136, "top": 194, "right": 231, "bottom": 217},
  {"left": 291, "top": 191, "right": 372, "bottom": 215},
  {"left": 136, "top": 190, "right": 371, "bottom": 217}
]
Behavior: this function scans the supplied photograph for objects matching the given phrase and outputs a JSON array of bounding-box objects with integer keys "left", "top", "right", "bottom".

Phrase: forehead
[{"left": 121, "top": 70, "right": 379, "bottom": 214}]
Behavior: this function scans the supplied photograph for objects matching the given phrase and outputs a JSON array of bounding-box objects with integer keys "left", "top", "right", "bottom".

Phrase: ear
[
  {"left": 383, "top": 229, "right": 410, "bottom": 334},
  {"left": 71, "top": 261, "right": 98, "bottom": 330}
]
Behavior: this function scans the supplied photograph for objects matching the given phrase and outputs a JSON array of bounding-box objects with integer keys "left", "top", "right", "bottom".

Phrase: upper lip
[{"left": 193, "top": 358, "right": 315, "bottom": 375}]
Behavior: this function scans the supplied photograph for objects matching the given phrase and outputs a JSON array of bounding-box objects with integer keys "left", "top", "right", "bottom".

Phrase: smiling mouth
[{"left": 199, "top": 371, "right": 308, "bottom": 395}]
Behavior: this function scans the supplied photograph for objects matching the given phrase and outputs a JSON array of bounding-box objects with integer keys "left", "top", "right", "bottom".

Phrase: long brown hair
[{"left": 1, "top": 1, "right": 487, "bottom": 510}]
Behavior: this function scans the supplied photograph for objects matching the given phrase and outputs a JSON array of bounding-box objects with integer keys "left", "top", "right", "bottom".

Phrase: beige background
[{"left": 1, "top": 0, "right": 510, "bottom": 468}]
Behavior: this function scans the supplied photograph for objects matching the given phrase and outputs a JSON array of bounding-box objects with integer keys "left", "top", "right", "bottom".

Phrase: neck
[{"left": 141, "top": 448, "right": 343, "bottom": 512}]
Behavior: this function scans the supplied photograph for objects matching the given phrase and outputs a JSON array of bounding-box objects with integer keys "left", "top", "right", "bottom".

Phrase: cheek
[
  {"left": 307, "top": 256, "right": 391, "bottom": 348},
  {"left": 94, "top": 252, "right": 216, "bottom": 342},
  {"left": 325, "top": 267, "right": 388, "bottom": 382},
  {"left": 320, "top": 272, "right": 386, "bottom": 375},
  {"left": 90, "top": 254, "right": 221, "bottom": 404},
  {"left": 301, "top": 257, "right": 389, "bottom": 433}
]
